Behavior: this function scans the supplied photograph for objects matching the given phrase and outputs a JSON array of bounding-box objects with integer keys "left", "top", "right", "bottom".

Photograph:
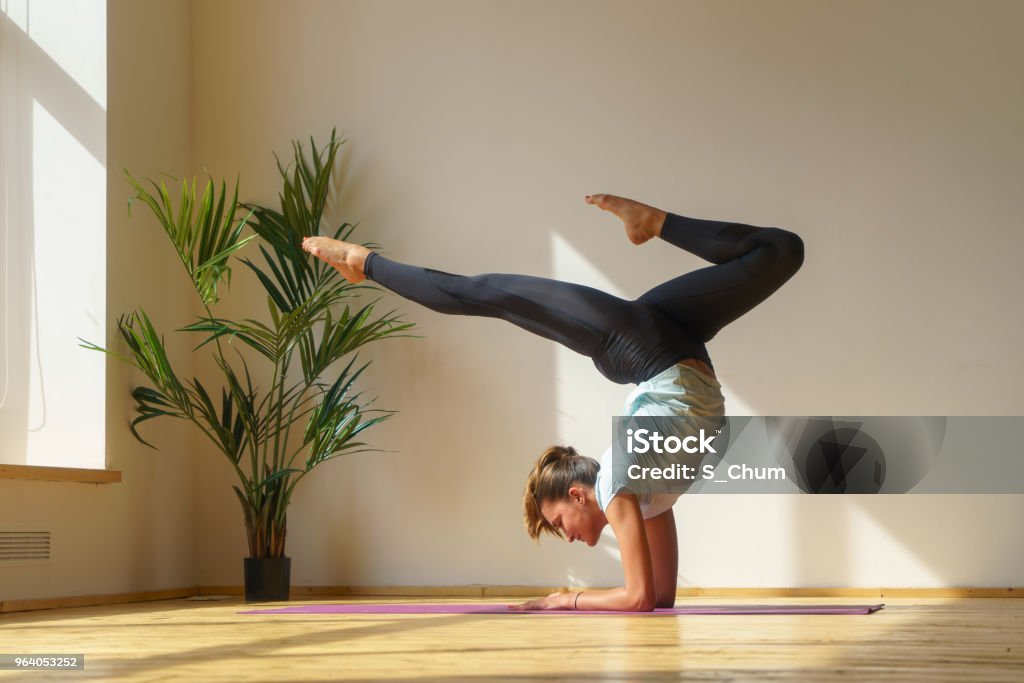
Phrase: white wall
[{"left": 0, "top": 0, "right": 196, "bottom": 601}]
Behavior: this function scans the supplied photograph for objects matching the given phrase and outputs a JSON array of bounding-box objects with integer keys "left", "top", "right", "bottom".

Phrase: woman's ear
[{"left": 568, "top": 484, "right": 587, "bottom": 504}]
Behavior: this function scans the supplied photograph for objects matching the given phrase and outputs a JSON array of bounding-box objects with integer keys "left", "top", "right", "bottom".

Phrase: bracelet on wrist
[{"left": 574, "top": 591, "right": 583, "bottom": 610}]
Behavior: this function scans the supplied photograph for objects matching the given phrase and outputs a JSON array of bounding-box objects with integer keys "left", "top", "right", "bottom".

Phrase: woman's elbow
[
  {"left": 627, "top": 592, "right": 658, "bottom": 612},
  {"left": 635, "top": 597, "right": 657, "bottom": 612}
]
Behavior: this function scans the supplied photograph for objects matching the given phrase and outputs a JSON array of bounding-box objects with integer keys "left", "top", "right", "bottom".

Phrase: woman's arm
[
  {"left": 644, "top": 509, "right": 678, "bottom": 608},
  {"left": 510, "top": 493, "right": 658, "bottom": 612}
]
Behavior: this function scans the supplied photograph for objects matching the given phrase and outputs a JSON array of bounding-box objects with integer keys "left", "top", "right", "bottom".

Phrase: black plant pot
[{"left": 244, "top": 557, "right": 291, "bottom": 602}]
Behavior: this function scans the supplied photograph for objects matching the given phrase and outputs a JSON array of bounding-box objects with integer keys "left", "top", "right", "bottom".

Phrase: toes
[{"left": 302, "top": 237, "right": 322, "bottom": 256}]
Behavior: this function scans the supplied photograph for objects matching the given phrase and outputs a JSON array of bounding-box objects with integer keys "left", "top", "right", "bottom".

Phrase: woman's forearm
[{"left": 574, "top": 586, "right": 656, "bottom": 612}]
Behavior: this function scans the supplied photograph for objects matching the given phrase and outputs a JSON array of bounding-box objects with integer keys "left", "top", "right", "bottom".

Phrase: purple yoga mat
[{"left": 240, "top": 602, "right": 884, "bottom": 616}]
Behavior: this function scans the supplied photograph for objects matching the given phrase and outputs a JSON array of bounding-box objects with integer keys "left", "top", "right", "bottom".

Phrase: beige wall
[
  {"left": 4, "top": 0, "right": 1023, "bottom": 602},
  {"left": 0, "top": 0, "right": 196, "bottom": 601},
  {"left": 188, "top": 0, "right": 1024, "bottom": 589}
]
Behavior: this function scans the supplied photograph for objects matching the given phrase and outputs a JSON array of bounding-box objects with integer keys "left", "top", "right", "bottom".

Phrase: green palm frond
[
  {"left": 298, "top": 303, "right": 414, "bottom": 384},
  {"left": 276, "top": 129, "right": 345, "bottom": 238},
  {"left": 189, "top": 378, "right": 251, "bottom": 466},
  {"left": 302, "top": 356, "right": 384, "bottom": 468},
  {"left": 124, "top": 171, "right": 256, "bottom": 305},
  {"left": 181, "top": 315, "right": 278, "bottom": 361},
  {"left": 215, "top": 352, "right": 264, "bottom": 456},
  {"left": 117, "top": 310, "right": 194, "bottom": 447},
  {"left": 243, "top": 129, "right": 352, "bottom": 309}
]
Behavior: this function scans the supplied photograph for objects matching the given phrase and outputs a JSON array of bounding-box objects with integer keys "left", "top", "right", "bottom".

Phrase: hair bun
[{"left": 523, "top": 444, "right": 599, "bottom": 541}]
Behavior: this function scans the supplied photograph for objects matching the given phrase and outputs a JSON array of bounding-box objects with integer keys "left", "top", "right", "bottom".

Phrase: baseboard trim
[
  {"left": 0, "top": 587, "right": 194, "bottom": 614},
  {"left": 3, "top": 585, "right": 1018, "bottom": 613}
]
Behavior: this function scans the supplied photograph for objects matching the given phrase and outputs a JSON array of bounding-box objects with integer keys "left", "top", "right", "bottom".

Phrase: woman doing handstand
[{"left": 302, "top": 194, "right": 804, "bottom": 612}]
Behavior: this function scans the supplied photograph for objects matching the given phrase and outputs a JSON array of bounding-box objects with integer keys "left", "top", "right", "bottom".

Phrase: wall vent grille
[{"left": 0, "top": 531, "right": 51, "bottom": 561}]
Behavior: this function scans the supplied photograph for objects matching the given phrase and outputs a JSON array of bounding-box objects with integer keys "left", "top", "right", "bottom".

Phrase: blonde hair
[{"left": 522, "top": 445, "right": 599, "bottom": 541}]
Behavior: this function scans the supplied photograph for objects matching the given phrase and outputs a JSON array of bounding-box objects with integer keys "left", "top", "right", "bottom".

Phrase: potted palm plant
[{"left": 83, "top": 130, "right": 411, "bottom": 601}]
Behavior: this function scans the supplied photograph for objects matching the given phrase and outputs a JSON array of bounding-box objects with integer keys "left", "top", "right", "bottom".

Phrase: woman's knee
[{"left": 766, "top": 228, "right": 805, "bottom": 274}]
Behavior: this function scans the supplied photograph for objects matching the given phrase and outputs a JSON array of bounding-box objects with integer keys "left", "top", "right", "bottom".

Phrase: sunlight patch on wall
[
  {"left": 550, "top": 232, "right": 626, "bottom": 457},
  {"left": 25, "top": 100, "right": 105, "bottom": 467},
  {"left": 851, "top": 503, "right": 942, "bottom": 586},
  {"left": 719, "top": 384, "right": 756, "bottom": 416}
]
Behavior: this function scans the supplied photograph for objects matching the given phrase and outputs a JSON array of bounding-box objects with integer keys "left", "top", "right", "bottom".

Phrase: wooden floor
[{"left": 1, "top": 597, "right": 1022, "bottom": 681}]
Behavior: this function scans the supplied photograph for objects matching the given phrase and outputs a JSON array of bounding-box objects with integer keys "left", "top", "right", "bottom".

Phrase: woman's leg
[
  {"left": 641, "top": 214, "right": 804, "bottom": 341},
  {"left": 586, "top": 194, "right": 804, "bottom": 342},
  {"left": 302, "top": 235, "right": 637, "bottom": 361}
]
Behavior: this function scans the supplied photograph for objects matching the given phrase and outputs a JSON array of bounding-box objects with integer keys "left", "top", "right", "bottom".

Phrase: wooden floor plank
[{"left": 1, "top": 597, "right": 1021, "bottom": 681}]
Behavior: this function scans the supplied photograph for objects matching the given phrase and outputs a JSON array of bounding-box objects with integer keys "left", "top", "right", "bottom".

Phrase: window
[{"left": 0, "top": 0, "right": 106, "bottom": 469}]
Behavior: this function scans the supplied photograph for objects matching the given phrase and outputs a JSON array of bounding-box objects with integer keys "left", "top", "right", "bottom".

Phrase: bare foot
[
  {"left": 584, "top": 194, "right": 667, "bottom": 245},
  {"left": 301, "top": 236, "right": 369, "bottom": 283}
]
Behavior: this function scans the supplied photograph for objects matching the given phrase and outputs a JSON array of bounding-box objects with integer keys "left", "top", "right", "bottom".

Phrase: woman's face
[{"left": 540, "top": 486, "right": 605, "bottom": 546}]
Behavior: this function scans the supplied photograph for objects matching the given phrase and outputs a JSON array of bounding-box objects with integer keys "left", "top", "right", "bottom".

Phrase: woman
[{"left": 303, "top": 194, "right": 804, "bottom": 612}]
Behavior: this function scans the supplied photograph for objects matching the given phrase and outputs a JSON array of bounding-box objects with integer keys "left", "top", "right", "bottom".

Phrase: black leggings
[{"left": 364, "top": 213, "right": 804, "bottom": 384}]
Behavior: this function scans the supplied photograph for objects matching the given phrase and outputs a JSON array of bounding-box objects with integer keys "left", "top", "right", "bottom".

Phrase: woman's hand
[{"left": 508, "top": 591, "right": 575, "bottom": 611}]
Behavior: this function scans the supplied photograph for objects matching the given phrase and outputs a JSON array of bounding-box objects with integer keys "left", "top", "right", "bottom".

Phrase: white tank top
[{"left": 594, "top": 362, "right": 726, "bottom": 518}]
